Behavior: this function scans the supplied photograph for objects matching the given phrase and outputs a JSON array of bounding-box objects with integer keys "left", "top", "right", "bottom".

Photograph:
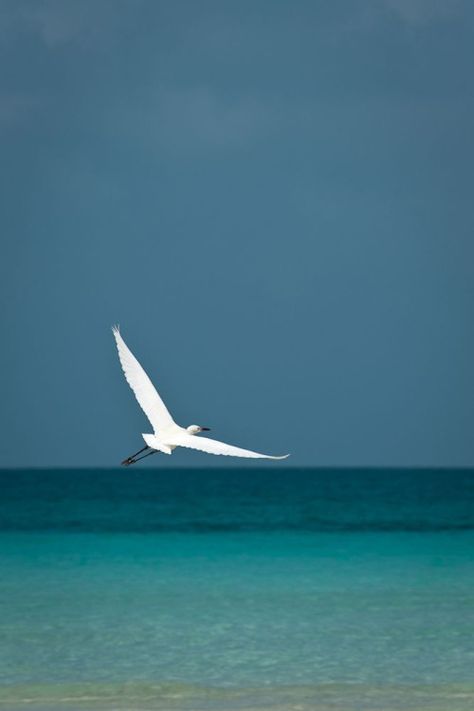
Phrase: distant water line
[{"left": 0, "top": 467, "right": 473, "bottom": 533}]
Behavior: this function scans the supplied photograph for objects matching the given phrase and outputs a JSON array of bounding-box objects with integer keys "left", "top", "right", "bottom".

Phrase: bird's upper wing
[
  {"left": 165, "top": 432, "right": 289, "bottom": 460},
  {"left": 112, "top": 327, "right": 176, "bottom": 433}
]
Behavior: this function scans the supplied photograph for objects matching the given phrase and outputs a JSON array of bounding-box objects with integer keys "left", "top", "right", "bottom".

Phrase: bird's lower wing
[{"left": 166, "top": 433, "right": 289, "bottom": 460}]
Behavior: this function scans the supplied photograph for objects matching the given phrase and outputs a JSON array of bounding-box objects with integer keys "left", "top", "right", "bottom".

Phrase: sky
[{"left": 0, "top": 0, "right": 473, "bottom": 468}]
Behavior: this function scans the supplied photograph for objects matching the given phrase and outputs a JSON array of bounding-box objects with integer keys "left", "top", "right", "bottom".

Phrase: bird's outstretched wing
[
  {"left": 112, "top": 327, "right": 175, "bottom": 434},
  {"left": 166, "top": 432, "right": 289, "bottom": 460}
]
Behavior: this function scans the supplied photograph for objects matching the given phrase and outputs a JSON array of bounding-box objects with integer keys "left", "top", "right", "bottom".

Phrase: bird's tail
[{"left": 142, "top": 434, "right": 172, "bottom": 454}]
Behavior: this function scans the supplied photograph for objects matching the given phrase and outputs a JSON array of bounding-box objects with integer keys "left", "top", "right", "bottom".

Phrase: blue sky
[{"left": 1, "top": 0, "right": 473, "bottom": 467}]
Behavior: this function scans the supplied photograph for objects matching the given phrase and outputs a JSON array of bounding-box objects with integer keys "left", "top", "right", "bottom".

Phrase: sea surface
[{"left": 0, "top": 468, "right": 473, "bottom": 710}]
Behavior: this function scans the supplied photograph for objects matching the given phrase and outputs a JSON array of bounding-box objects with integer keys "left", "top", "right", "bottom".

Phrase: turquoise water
[{"left": 0, "top": 468, "right": 473, "bottom": 710}]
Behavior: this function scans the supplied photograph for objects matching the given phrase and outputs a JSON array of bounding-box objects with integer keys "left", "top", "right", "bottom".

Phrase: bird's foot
[{"left": 121, "top": 457, "right": 136, "bottom": 466}]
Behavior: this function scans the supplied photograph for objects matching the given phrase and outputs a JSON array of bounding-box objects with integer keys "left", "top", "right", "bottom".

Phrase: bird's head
[{"left": 187, "top": 425, "right": 210, "bottom": 435}]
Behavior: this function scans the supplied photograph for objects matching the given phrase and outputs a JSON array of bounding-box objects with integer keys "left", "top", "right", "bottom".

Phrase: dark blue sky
[{"left": 1, "top": 0, "right": 473, "bottom": 467}]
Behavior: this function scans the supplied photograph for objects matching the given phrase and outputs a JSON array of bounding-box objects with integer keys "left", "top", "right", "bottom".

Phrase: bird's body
[{"left": 112, "top": 327, "right": 289, "bottom": 463}]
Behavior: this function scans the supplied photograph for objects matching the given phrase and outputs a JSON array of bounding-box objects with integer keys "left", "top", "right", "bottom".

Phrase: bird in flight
[{"left": 113, "top": 327, "right": 290, "bottom": 465}]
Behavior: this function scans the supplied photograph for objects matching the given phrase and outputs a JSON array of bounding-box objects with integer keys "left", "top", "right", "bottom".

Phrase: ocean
[{"left": 0, "top": 468, "right": 473, "bottom": 710}]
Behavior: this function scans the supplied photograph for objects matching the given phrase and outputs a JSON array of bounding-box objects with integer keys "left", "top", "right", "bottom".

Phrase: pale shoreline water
[
  {"left": 2, "top": 681, "right": 474, "bottom": 711},
  {"left": 0, "top": 469, "right": 473, "bottom": 710}
]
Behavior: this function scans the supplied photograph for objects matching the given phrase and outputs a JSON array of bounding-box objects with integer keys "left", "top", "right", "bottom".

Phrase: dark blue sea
[{"left": 0, "top": 468, "right": 473, "bottom": 710}]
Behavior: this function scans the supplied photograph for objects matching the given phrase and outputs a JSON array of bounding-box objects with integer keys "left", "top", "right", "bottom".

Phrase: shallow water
[{"left": 0, "top": 468, "right": 473, "bottom": 709}]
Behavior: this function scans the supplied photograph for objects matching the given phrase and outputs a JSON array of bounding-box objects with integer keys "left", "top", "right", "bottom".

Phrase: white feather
[
  {"left": 112, "top": 327, "right": 175, "bottom": 434},
  {"left": 164, "top": 433, "right": 289, "bottom": 460}
]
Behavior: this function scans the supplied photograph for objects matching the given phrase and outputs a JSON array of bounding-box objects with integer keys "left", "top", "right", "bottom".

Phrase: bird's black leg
[
  {"left": 121, "top": 445, "right": 149, "bottom": 466},
  {"left": 133, "top": 449, "right": 158, "bottom": 463}
]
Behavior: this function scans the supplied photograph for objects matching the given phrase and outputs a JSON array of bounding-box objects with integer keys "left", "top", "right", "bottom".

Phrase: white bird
[{"left": 112, "top": 327, "right": 289, "bottom": 464}]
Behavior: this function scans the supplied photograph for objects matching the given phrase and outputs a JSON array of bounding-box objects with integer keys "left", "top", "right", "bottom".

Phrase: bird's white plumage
[
  {"left": 112, "top": 327, "right": 175, "bottom": 434},
  {"left": 164, "top": 432, "right": 289, "bottom": 460},
  {"left": 113, "top": 328, "right": 289, "bottom": 461}
]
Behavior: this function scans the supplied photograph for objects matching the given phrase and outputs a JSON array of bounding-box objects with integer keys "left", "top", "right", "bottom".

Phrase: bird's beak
[{"left": 201, "top": 427, "right": 210, "bottom": 431}]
